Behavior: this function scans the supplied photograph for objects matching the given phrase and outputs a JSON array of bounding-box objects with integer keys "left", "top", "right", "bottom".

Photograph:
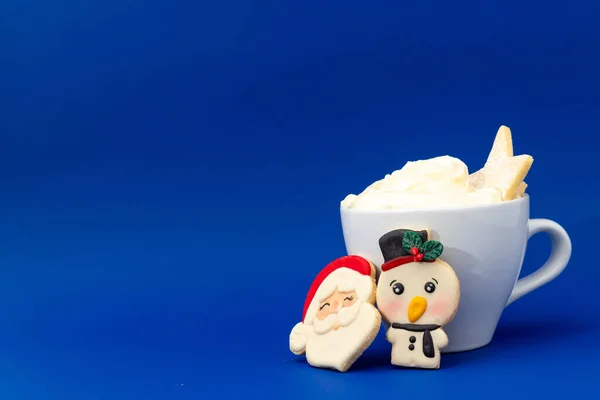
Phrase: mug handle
[{"left": 506, "top": 218, "right": 572, "bottom": 306}]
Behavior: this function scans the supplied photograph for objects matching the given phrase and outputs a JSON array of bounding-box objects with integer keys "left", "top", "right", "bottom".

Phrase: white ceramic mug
[{"left": 340, "top": 195, "right": 572, "bottom": 352}]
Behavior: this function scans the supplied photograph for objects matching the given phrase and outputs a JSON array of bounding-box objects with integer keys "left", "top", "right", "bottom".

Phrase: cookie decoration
[
  {"left": 468, "top": 125, "right": 533, "bottom": 200},
  {"left": 375, "top": 229, "right": 460, "bottom": 369},
  {"left": 289, "top": 255, "right": 381, "bottom": 372}
]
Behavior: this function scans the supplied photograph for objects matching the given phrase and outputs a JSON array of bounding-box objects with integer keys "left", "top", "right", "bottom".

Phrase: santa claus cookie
[
  {"left": 289, "top": 255, "right": 381, "bottom": 372},
  {"left": 376, "top": 229, "right": 460, "bottom": 369}
]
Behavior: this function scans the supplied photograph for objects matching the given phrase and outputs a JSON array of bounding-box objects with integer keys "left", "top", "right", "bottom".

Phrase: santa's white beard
[
  {"left": 305, "top": 303, "right": 377, "bottom": 371},
  {"left": 313, "top": 299, "right": 362, "bottom": 334}
]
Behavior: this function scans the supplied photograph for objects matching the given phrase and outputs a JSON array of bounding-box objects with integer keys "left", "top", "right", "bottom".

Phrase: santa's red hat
[{"left": 301, "top": 255, "right": 373, "bottom": 325}]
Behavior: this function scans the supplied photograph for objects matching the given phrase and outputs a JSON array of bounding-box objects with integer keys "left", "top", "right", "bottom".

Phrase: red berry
[
  {"left": 410, "top": 247, "right": 419, "bottom": 255},
  {"left": 415, "top": 253, "right": 424, "bottom": 261}
]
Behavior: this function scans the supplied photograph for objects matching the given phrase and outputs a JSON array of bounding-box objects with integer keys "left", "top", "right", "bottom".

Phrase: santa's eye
[
  {"left": 392, "top": 282, "right": 404, "bottom": 295},
  {"left": 344, "top": 296, "right": 354, "bottom": 302},
  {"left": 319, "top": 302, "right": 330, "bottom": 310},
  {"left": 425, "top": 282, "right": 436, "bottom": 293}
]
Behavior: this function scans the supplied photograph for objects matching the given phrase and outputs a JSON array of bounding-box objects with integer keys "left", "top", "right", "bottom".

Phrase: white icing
[
  {"left": 341, "top": 156, "right": 503, "bottom": 210},
  {"left": 376, "top": 259, "right": 460, "bottom": 369},
  {"left": 317, "top": 284, "right": 337, "bottom": 303},
  {"left": 337, "top": 281, "right": 356, "bottom": 293},
  {"left": 290, "top": 322, "right": 309, "bottom": 354},
  {"left": 302, "top": 303, "right": 380, "bottom": 372},
  {"left": 337, "top": 299, "right": 363, "bottom": 327}
]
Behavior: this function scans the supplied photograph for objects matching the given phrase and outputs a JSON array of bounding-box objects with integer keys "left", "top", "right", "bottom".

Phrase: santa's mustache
[{"left": 313, "top": 301, "right": 362, "bottom": 334}]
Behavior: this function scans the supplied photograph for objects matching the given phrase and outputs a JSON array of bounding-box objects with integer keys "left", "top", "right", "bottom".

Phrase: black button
[
  {"left": 409, "top": 336, "right": 416, "bottom": 343},
  {"left": 408, "top": 344, "right": 415, "bottom": 351}
]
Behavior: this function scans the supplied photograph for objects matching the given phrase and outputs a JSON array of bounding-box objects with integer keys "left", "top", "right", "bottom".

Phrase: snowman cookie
[
  {"left": 289, "top": 255, "right": 381, "bottom": 372},
  {"left": 375, "top": 229, "right": 460, "bottom": 369}
]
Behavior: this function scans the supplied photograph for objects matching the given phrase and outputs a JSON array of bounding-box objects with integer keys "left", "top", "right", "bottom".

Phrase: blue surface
[{"left": 1, "top": 1, "right": 598, "bottom": 398}]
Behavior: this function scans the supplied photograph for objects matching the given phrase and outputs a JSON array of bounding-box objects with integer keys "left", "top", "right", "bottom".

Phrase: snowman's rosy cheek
[
  {"left": 377, "top": 298, "right": 402, "bottom": 318},
  {"left": 428, "top": 300, "right": 449, "bottom": 317}
]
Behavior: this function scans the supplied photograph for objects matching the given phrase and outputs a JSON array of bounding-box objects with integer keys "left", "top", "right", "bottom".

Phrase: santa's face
[
  {"left": 376, "top": 260, "right": 460, "bottom": 326},
  {"left": 316, "top": 290, "right": 357, "bottom": 321},
  {"left": 313, "top": 289, "right": 361, "bottom": 334}
]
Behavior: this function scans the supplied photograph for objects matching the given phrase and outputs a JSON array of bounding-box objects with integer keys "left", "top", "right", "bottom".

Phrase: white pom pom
[{"left": 289, "top": 322, "right": 308, "bottom": 355}]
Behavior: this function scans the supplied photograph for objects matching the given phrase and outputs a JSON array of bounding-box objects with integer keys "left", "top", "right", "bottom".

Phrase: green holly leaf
[
  {"left": 402, "top": 231, "right": 423, "bottom": 252},
  {"left": 419, "top": 240, "right": 444, "bottom": 261}
]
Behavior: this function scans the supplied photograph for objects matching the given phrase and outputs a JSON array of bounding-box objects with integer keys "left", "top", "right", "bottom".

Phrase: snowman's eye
[
  {"left": 424, "top": 282, "right": 436, "bottom": 293},
  {"left": 392, "top": 282, "right": 405, "bottom": 295}
]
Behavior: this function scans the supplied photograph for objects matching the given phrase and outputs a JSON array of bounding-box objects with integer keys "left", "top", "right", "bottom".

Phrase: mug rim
[{"left": 340, "top": 193, "right": 529, "bottom": 214}]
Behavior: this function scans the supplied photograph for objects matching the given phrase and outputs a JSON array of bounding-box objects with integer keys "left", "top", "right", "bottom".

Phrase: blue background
[{"left": 1, "top": 1, "right": 597, "bottom": 398}]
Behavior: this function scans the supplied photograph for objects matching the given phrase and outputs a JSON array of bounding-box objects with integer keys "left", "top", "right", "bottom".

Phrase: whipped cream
[{"left": 341, "top": 156, "right": 503, "bottom": 210}]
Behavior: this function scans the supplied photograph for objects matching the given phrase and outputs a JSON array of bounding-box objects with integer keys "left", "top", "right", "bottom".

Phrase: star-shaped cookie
[{"left": 469, "top": 125, "right": 533, "bottom": 200}]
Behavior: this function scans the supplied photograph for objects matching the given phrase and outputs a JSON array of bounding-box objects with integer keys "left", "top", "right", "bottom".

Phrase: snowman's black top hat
[{"left": 378, "top": 229, "right": 444, "bottom": 271}]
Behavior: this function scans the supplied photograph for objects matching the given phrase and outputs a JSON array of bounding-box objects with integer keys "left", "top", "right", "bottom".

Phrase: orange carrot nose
[{"left": 408, "top": 296, "right": 427, "bottom": 322}]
